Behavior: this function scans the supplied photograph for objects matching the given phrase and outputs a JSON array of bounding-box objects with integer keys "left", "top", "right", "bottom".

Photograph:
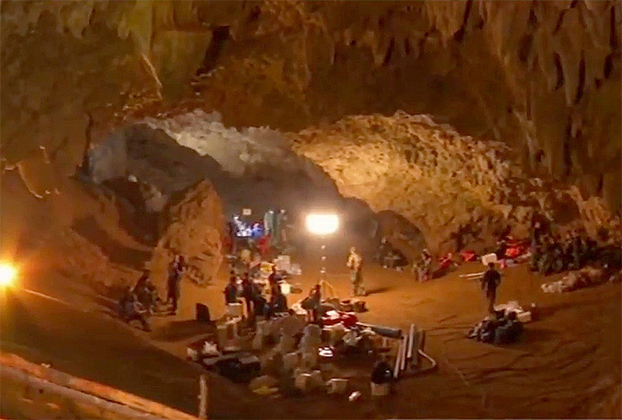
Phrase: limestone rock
[{"left": 149, "top": 179, "right": 225, "bottom": 288}]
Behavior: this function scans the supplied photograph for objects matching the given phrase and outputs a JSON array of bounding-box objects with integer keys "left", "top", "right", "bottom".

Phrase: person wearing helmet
[{"left": 347, "top": 246, "right": 365, "bottom": 296}]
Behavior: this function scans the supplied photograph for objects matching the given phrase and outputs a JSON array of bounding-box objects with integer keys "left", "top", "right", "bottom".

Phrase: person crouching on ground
[
  {"left": 347, "top": 247, "right": 365, "bottom": 296},
  {"left": 118, "top": 287, "right": 151, "bottom": 331},
  {"left": 481, "top": 262, "right": 501, "bottom": 315},
  {"left": 266, "top": 284, "right": 288, "bottom": 319}
]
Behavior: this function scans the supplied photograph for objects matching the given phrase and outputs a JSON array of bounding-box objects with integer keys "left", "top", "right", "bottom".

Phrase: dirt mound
[{"left": 149, "top": 180, "right": 225, "bottom": 290}]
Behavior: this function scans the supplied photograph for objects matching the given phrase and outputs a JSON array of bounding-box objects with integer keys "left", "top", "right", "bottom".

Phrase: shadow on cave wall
[{"left": 72, "top": 216, "right": 151, "bottom": 268}]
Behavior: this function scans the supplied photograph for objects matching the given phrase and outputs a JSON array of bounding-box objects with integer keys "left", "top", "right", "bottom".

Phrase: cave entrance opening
[{"left": 85, "top": 111, "right": 386, "bottom": 270}]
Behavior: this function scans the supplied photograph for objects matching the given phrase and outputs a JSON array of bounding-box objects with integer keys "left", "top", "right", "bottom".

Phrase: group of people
[
  {"left": 530, "top": 229, "right": 597, "bottom": 275},
  {"left": 117, "top": 255, "right": 186, "bottom": 330},
  {"left": 374, "top": 238, "right": 408, "bottom": 269},
  {"left": 224, "top": 209, "right": 290, "bottom": 257},
  {"left": 223, "top": 265, "right": 288, "bottom": 322}
]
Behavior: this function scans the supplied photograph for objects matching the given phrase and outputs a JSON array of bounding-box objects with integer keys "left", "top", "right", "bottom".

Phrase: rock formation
[
  {"left": 1, "top": 1, "right": 619, "bottom": 214},
  {"left": 290, "top": 111, "right": 620, "bottom": 252},
  {"left": 149, "top": 180, "right": 225, "bottom": 289}
]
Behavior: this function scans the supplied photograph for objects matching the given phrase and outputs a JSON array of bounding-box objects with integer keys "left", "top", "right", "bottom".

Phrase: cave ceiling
[{"left": 1, "top": 0, "right": 620, "bottom": 211}]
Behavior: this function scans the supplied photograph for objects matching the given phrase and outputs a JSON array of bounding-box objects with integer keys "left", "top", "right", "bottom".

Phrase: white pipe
[
  {"left": 393, "top": 342, "right": 402, "bottom": 379},
  {"left": 406, "top": 324, "right": 415, "bottom": 360}
]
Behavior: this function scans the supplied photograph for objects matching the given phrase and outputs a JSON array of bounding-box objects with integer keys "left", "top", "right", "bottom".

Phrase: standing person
[
  {"left": 240, "top": 273, "right": 256, "bottom": 320},
  {"left": 277, "top": 209, "right": 289, "bottom": 248},
  {"left": 224, "top": 276, "right": 239, "bottom": 306},
  {"left": 419, "top": 249, "right": 432, "bottom": 282},
  {"left": 302, "top": 284, "right": 322, "bottom": 323},
  {"left": 227, "top": 219, "right": 237, "bottom": 255},
  {"left": 240, "top": 243, "right": 252, "bottom": 270},
  {"left": 268, "top": 265, "right": 281, "bottom": 288},
  {"left": 481, "top": 262, "right": 501, "bottom": 314},
  {"left": 167, "top": 255, "right": 185, "bottom": 315},
  {"left": 347, "top": 247, "right": 365, "bottom": 297}
]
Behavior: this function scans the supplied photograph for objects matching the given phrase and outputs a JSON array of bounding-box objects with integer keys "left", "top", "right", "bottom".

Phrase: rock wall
[
  {"left": 1, "top": 1, "right": 620, "bottom": 212},
  {"left": 290, "top": 112, "right": 620, "bottom": 253},
  {"left": 149, "top": 180, "right": 225, "bottom": 288}
]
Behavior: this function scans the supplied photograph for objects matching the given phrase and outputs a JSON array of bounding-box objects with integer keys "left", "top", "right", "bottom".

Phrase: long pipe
[{"left": 356, "top": 322, "right": 402, "bottom": 338}]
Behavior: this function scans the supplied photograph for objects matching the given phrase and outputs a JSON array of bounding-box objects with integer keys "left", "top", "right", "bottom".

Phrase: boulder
[{"left": 149, "top": 180, "right": 225, "bottom": 288}]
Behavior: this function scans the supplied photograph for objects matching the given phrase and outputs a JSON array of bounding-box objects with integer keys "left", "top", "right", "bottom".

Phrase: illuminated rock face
[
  {"left": 290, "top": 112, "right": 620, "bottom": 252},
  {"left": 149, "top": 180, "right": 225, "bottom": 288},
  {"left": 1, "top": 1, "right": 620, "bottom": 213}
]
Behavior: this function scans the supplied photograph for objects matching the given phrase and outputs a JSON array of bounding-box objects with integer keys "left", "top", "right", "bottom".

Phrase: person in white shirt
[{"left": 347, "top": 247, "right": 365, "bottom": 296}]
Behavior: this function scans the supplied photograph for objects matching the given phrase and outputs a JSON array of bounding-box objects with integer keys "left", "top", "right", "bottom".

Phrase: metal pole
[
  {"left": 320, "top": 244, "right": 327, "bottom": 282},
  {"left": 198, "top": 375, "right": 207, "bottom": 419}
]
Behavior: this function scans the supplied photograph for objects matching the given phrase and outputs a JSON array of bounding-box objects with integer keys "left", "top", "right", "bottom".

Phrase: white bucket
[
  {"left": 280, "top": 282, "right": 291, "bottom": 295},
  {"left": 482, "top": 253, "right": 498, "bottom": 266}
]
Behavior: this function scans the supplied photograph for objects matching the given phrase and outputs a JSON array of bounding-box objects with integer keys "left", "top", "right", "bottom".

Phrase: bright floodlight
[
  {"left": 0, "top": 263, "right": 17, "bottom": 288},
  {"left": 306, "top": 214, "right": 339, "bottom": 236}
]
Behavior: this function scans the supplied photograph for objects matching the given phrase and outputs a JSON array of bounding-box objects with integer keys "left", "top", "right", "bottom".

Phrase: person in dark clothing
[
  {"left": 269, "top": 284, "right": 288, "bottom": 315},
  {"left": 240, "top": 273, "right": 256, "bottom": 319},
  {"left": 118, "top": 287, "right": 150, "bottom": 331},
  {"left": 495, "top": 237, "right": 508, "bottom": 259},
  {"left": 224, "top": 276, "right": 239, "bottom": 305},
  {"left": 134, "top": 270, "right": 162, "bottom": 313},
  {"left": 371, "top": 357, "right": 393, "bottom": 384},
  {"left": 538, "top": 235, "right": 553, "bottom": 274},
  {"left": 268, "top": 265, "right": 281, "bottom": 287},
  {"left": 573, "top": 233, "right": 585, "bottom": 267},
  {"left": 530, "top": 235, "right": 543, "bottom": 271},
  {"left": 167, "top": 256, "right": 185, "bottom": 315},
  {"left": 302, "top": 284, "right": 322, "bottom": 323},
  {"left": 562, "top": 232, "right": 576, "bottom": 270},
  {"left": 133, "top": 271, "right": 150, "bottom": 295},
  {"left": 481, "top": 263, "right": 501, "bottom": 314},
  {"left": 549, "top": 238, "right": 565, "bottom": 273}
]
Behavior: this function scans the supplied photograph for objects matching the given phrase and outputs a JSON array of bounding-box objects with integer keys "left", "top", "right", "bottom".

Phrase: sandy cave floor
[
  {"left": 0, "top": 177, "right": 620, "bottom": 418},
  {"left": 147, "top": 251, "right": 622, "bottom": 419},
  {"left": 2, "top": 236, "right": 621, "bottom": 419}
]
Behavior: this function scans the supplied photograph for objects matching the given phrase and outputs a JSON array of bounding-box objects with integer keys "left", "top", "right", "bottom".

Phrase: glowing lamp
[
  {"left": 0, "top": 263, "right": 17, "bottom": 288},
  {"left": 305, "top": 214, "right": 339, "bottom": 236}
]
